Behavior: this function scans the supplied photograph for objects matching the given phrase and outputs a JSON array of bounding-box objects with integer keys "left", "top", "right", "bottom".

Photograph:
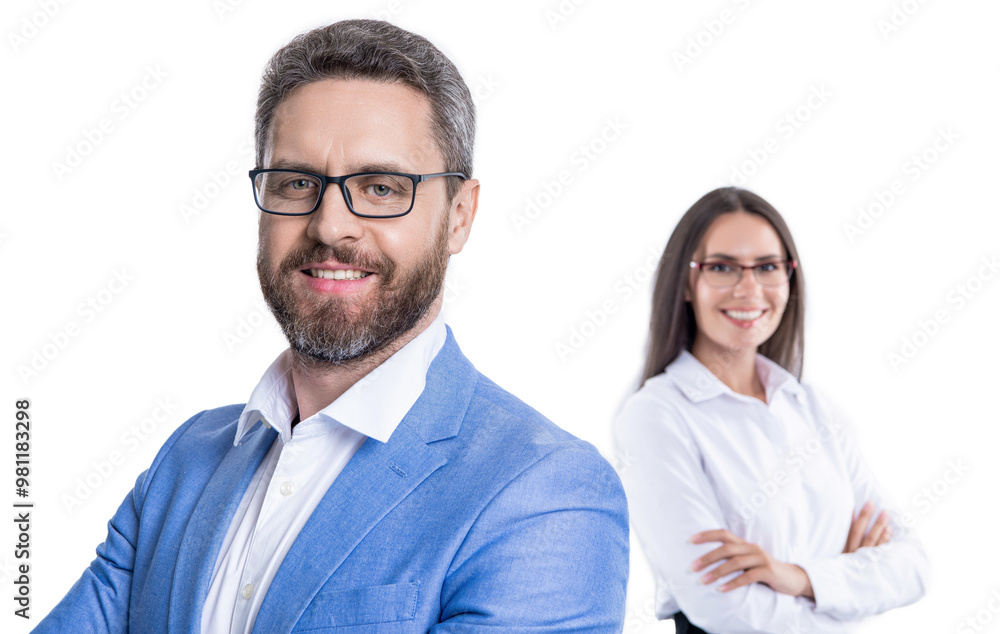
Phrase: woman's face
[{"left": 686, "top": 212, "right": 791, "bottom": 359}]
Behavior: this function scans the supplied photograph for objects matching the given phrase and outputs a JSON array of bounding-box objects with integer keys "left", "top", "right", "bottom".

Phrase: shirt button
[
  {"left": 242, "top": 583, "right": 254, "bottom": 600},
  {"left": 280, "top": 481, "right": 296, "bottom": 496}
]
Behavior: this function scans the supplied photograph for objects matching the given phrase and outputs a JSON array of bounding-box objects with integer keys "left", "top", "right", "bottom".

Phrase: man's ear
[{"left": 447, "top": 178, "right": 479, "bottom": 255}]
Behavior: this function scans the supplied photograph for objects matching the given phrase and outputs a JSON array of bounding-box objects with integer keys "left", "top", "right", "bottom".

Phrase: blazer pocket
[{"left": 292, "top": 581, "right": 419, "bottom": 631}]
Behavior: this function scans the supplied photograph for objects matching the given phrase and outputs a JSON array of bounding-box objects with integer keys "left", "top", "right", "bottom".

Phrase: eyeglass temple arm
[{"left": 418, "top": 172, "right": 468, "bottom": 182}]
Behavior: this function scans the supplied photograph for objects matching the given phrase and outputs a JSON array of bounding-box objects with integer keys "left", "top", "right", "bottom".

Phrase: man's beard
[{"left": 257, "top": 219, "right": 449, "bottom": 366}]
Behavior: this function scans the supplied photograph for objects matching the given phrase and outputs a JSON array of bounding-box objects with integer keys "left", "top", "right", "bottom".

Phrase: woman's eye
[
  {"left": 757, "top": 262, "right": 778, "bottom": 273},
  {"left": 708, "top": 263, "right": 733, "bottom": 273}
]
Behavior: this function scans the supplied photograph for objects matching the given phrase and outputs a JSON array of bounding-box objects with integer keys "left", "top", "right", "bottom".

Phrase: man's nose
[{"left": 306, "top": 184, "right": 365, "bottom": 245}]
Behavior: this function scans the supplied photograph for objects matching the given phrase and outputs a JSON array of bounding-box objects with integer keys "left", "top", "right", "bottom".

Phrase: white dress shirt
[
  {"left": 200, "top": 315, "right": 446, "bottom": 634},
  {"left": 614, "top": 350, "right": 928, "bottom": 633}
]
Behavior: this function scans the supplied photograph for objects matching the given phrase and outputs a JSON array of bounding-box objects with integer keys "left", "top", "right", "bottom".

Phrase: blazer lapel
[
  {"left": 251, "top": 423, "right": 445, "bottom": 634},
  {"left": 251, "top": 329, "right": 480, "bottom": 633},
  {"left": 167, "top": 423, "right": 277, "bottom": 633}
]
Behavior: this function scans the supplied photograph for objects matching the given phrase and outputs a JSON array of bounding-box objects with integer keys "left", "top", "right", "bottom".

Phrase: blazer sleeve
[
  {"left": 794, "top": 391, "right": 930, "bottom": 620},
  {"left": 32, "top": 469, "right": 148, "bottom": 634},
  {"left": 33, "top": 409, "right": 208, "bottom": 633},
  {"left": 431, "top": 443, "right": 630, "bottom": 633},
  {"left": 614, "top": 391, "right": 852, "bottom": 634}
]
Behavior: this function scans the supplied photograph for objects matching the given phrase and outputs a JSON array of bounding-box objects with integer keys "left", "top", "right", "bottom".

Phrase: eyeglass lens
[{"left": 254, "top": 171, "right": 415, "bottom": 216}]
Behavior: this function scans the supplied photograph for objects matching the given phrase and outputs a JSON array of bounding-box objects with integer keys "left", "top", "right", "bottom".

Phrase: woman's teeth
[{"left": 725, "top": 309, "right": 763, "bottom": 321}]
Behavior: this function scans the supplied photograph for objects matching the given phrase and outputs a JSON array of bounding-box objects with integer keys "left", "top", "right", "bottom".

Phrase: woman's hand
[
  {"left": 690, "top": 530, "right": 814, "bottom": 598},
  {"left": 843, "top": 500, "right": 892, "bottom": 554}
]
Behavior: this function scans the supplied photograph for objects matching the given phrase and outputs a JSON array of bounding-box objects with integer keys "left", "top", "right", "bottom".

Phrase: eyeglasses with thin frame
[
  {"left": 248, "top": 169, "right": 468, "bottom": 218},
  {"left": 689, "top": 259, "right": 797, "bottom": 287}
]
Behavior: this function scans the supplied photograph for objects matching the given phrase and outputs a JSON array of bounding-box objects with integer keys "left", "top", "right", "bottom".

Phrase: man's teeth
[
  {"left": 725, "top": 309, "right": 763, "bottom": 321},
  {"left": 308, "top": 269, "right": 371, "bottom": 280}
]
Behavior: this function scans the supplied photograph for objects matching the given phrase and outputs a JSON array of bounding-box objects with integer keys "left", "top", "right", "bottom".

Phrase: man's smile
[
  {"left": 298, "top": 265, "right": 377, "bottom": 295},
  {"left": 305, "top": 268, "right": 372, "bottom": 280}
]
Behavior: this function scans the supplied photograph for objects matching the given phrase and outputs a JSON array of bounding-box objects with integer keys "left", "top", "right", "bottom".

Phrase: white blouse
[{"left": 614, "top": 350, "right": 928, "bottom": 633}]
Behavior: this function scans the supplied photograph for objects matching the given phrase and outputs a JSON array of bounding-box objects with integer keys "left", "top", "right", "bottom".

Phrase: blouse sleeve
[
  {"left": 794, "top": 389, "right": 930, "bottom": 620},
  {"left": 614, "top": 389, "right": 852, "bottom": 634}
]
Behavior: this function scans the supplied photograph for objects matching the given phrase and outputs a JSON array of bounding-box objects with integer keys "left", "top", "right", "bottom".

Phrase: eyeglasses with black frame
[
  {"left": 248, "top": 169, "right": 468, "bottom": 218},
  {"left": 689, "top": 259, "right": 797, "bottom": 288}
]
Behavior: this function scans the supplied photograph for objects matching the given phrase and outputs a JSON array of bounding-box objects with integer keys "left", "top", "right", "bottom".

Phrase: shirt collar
[
  {"left": 234, "top": 314, "right": 447, "bottom": 446},
  {"left": 666, "top": 349, "right": 806, "bottom": 404}
]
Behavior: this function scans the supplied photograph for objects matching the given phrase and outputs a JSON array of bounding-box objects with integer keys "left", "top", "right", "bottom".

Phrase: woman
[{"left": 614, "top": 187, "right": 928, "bottom": 633}]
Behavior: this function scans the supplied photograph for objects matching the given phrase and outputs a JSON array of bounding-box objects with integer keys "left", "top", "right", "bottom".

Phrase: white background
[{"left": 2, "top": 0, "right": 999, "bottom": 632}]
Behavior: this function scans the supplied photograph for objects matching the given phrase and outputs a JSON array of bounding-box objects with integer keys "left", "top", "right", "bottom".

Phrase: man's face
[{"left": 256, "top": 79, "right": 477, "bottom": 365}]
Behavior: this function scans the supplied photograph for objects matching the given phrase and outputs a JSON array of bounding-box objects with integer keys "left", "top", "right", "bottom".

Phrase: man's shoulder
[
  {"left": 454, "top": 371, "right": 618, "bottom": 482},
  {"left": 467, "top": 372, "right": 573, "bottom": 443},
  {"left": 151, "top": 403, "right": 246, "bottom": 462},
  {"left": 421, "top": 331, "right": 600, "bottom": 456},
  {"left": 172, "top": 403, "right": 245, "bottom": 439},
  {"left": 129, "top": 403, "right": 250, "bottom": 503}
]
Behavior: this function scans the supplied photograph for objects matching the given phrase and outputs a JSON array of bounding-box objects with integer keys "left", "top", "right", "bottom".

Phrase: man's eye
[
  {"left": 290, "top": 179, "right": 312, "bottom": 190},
  {"left": 371, "top": 184, "right": 393, "bottom": 197}
]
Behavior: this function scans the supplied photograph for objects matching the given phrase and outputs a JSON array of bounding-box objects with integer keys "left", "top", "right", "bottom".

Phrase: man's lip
[
  {"left": 298, "top": 261, "right": 375, "bottom": 273},
  {"left": 301, "top": 272, "right": 373, "bottom": 294}
]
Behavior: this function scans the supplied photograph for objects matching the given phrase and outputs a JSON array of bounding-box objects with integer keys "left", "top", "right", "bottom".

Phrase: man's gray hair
[{"left": 254, "top": 19, "right": 475, "bottom": 199}]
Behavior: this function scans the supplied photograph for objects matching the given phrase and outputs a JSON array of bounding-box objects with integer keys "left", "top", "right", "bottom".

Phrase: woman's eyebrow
[{"left": 704, "top": 253, "right": 785, "bottom": 261}]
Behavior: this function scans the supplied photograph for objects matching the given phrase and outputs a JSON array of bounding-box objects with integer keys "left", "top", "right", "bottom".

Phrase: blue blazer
[{"left": 36, "top": 330, "right": 629, "bottom": 633}]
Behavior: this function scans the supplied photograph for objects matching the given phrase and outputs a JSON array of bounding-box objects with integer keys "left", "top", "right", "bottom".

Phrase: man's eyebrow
[
  {"left": 264, "top": 159, "right": 414, "bottom": 175},
  {"left": 266, "top": 158, "right": 322, "bottom": 172},
  {"left": 704, "top": 253, "right": 785, "bottom": 262},
  {"left": 352, "top": 161, "right": 414, "bottom": 174}
]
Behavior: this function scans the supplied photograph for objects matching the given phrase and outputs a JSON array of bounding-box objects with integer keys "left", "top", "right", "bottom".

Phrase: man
[{"left": 36, "top": 19, "right": 629, "bottom": 633}]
